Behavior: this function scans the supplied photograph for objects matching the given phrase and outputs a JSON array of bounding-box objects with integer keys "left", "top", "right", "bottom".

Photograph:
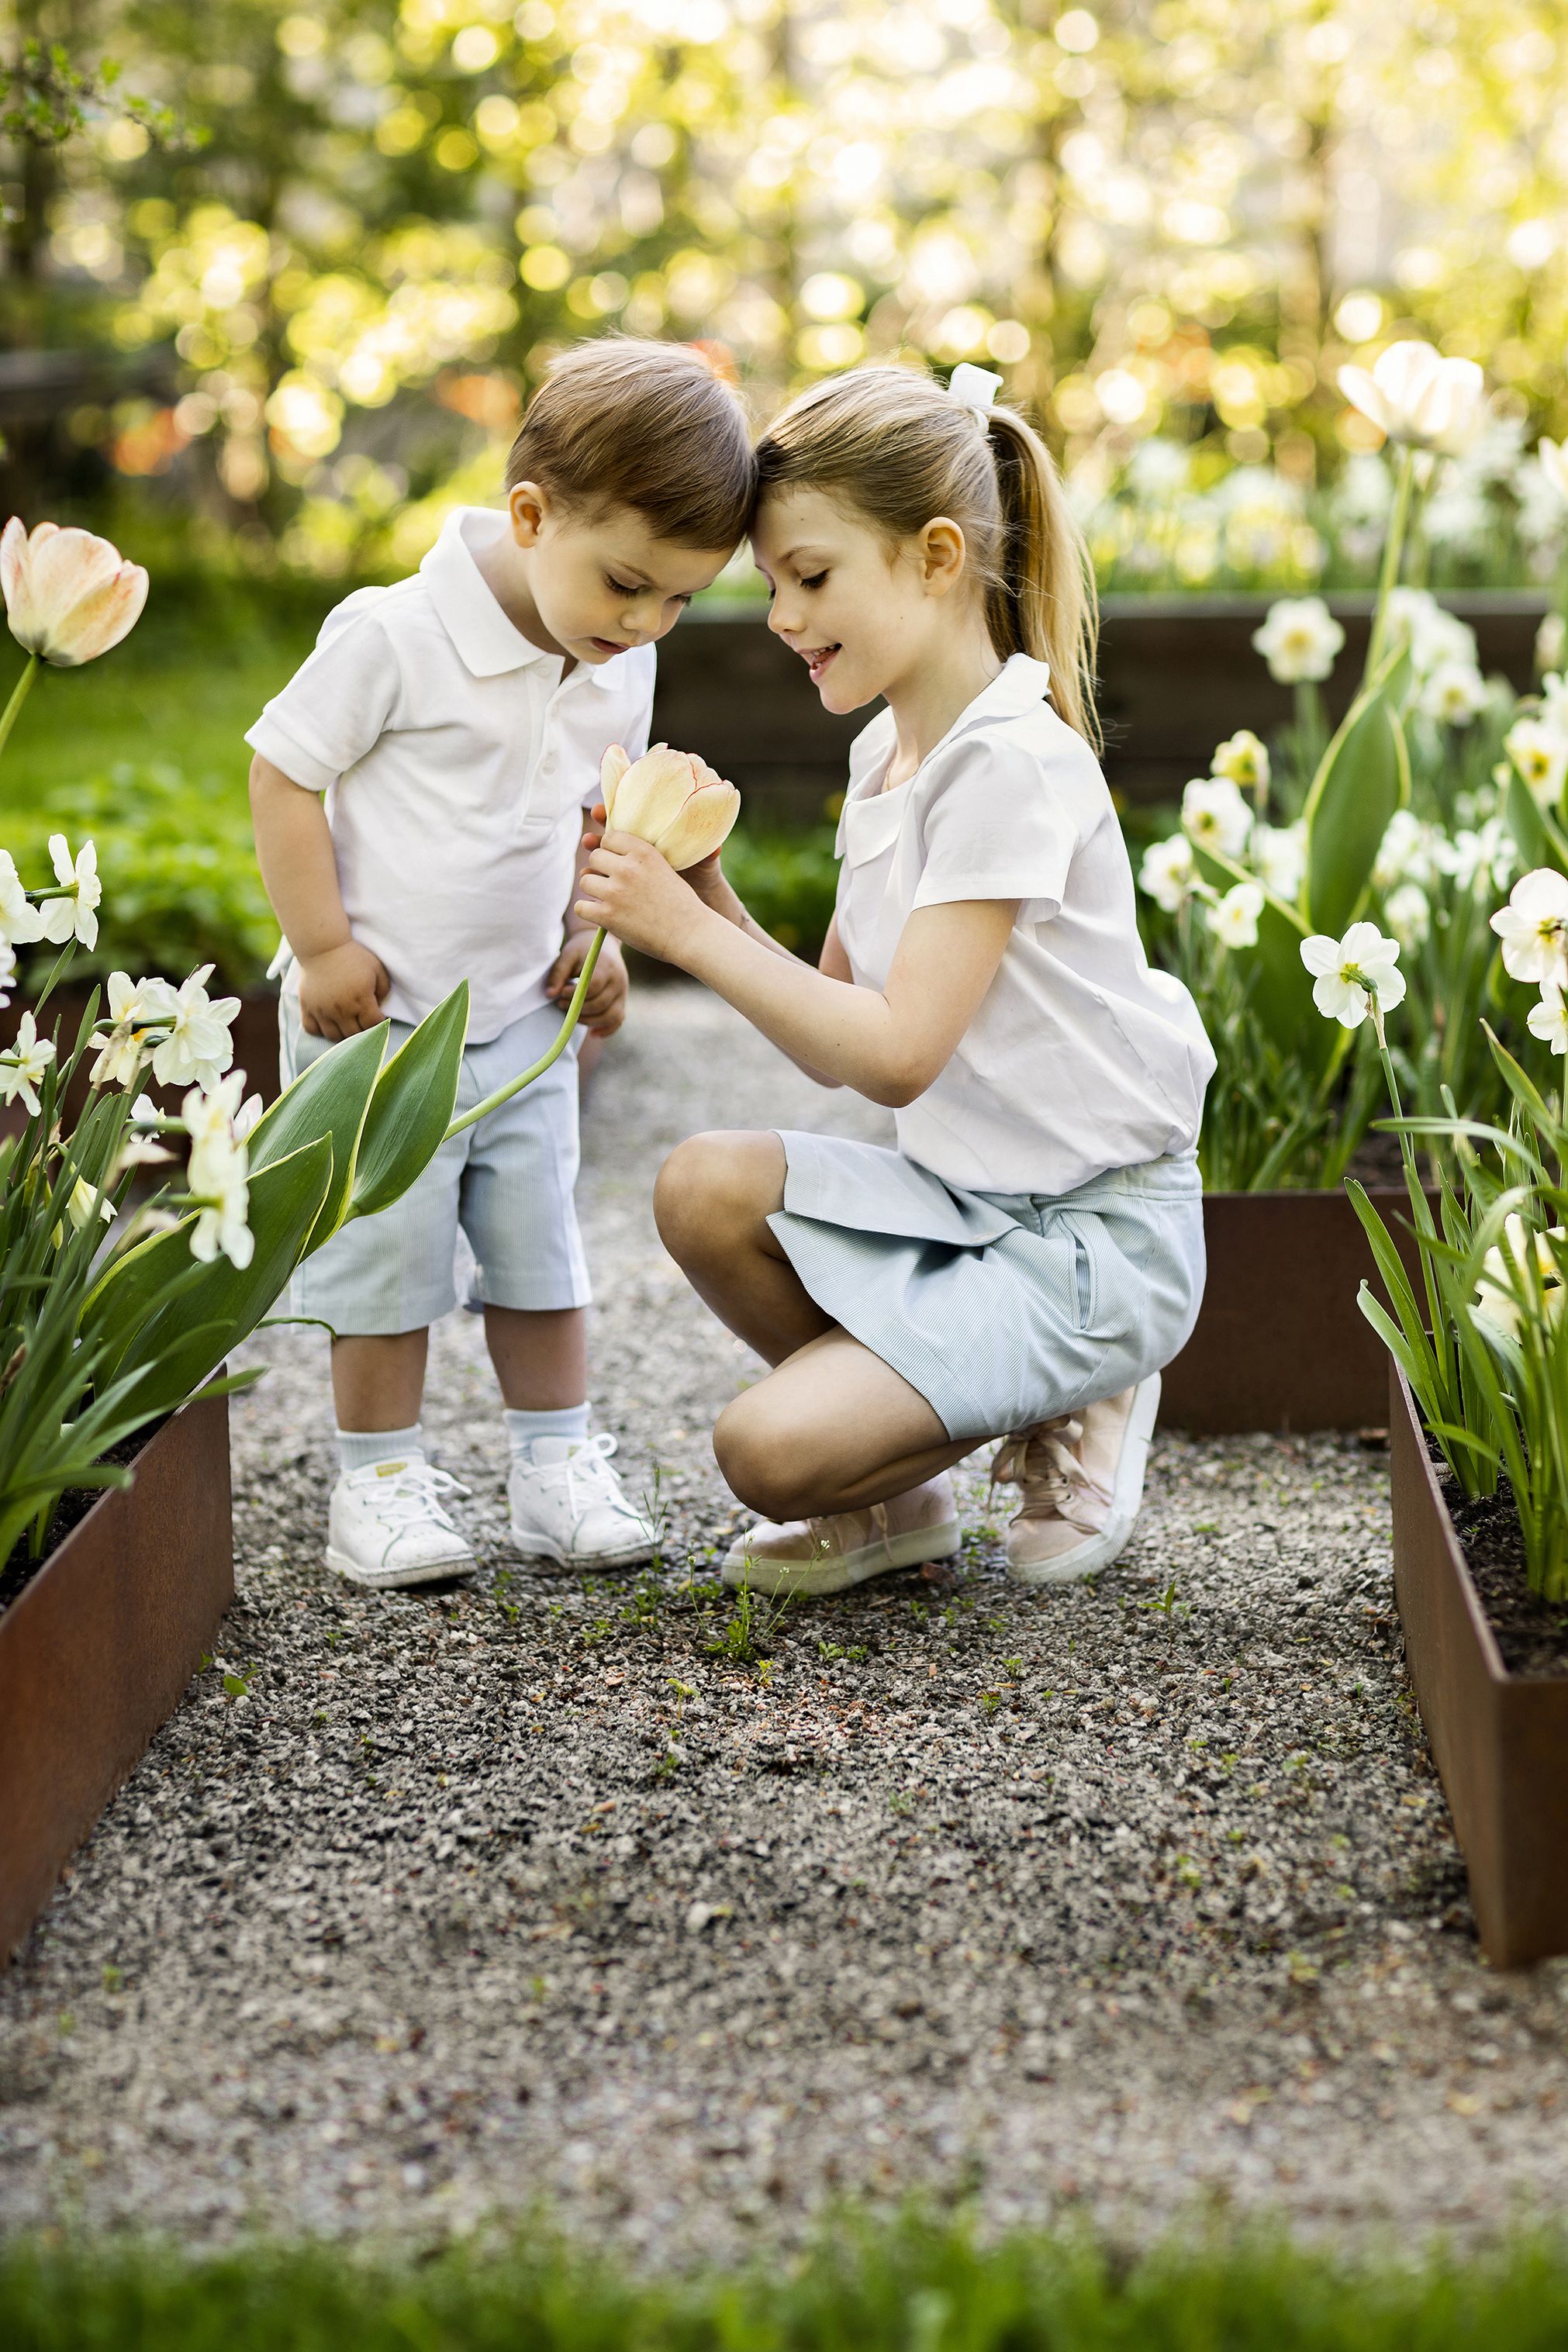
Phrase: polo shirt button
[{"left": 541, "top": 755, "right": 557, "bottom": 773}]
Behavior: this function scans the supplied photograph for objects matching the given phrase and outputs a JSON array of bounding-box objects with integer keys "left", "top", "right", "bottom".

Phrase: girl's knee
[
  {"left": 713, "top": 1392, "right": 800, "bottom": 1521},
  {"left": 654, "top": 1130, "right": 783, "bottom": 1262}
]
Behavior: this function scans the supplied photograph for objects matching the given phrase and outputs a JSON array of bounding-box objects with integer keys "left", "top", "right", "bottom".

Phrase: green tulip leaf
[
  {"left": 248, "top": 1020, "right": 388, "bottom": 1254},
  {"left": 1302, "top": 683, "right": 1410, "bottom": 940},
  {"left": 346, "top": 981, "right": 468, "bottom": 1224},
  {"left": 1190, "top": 841, "right": 1326, "bottom": 1065}
]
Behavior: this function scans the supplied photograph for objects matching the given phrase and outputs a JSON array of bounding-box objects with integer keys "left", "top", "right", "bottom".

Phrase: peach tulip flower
[
  {"left": 1, "top": 518, "right": 148, "bottom": 666},
  {"left": 599, "top": 742, "right": 741, "bottom": 869}
]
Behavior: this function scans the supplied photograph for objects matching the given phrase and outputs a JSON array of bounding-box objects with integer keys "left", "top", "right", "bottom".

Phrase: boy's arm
[
  {"left": 541, "top": 810, "right": 630, "bottom": 1038},
  {"left": 249, "top": 754, "right": 389, "bottom": 1041}
]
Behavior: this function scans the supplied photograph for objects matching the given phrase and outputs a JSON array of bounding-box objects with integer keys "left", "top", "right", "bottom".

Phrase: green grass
[{"left": 6, "top": 2222, "right": 1568, "bottom": 2350}]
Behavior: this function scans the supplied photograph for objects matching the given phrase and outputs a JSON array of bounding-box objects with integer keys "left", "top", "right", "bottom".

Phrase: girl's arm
[
  {"left": 575, "top": 831, "right": 1015, "bottom": 1109},
  {"left": 249, "top": 754, "right": 389, "bottom": 1040}
]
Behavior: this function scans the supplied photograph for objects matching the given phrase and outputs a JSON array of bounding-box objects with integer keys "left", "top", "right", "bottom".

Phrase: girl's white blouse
[{"left": 833, "top": 654, "right": 1215, "bottom": 1197}]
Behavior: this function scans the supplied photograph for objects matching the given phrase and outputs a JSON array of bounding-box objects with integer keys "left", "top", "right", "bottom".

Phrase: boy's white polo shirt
[{"left": 246, "top": 506, "right": 654, "bottom": 1043}]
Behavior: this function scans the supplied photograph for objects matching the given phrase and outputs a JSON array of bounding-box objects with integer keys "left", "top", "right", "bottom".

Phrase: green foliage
[
  {"left": 1300, "top": 679, "right": 1411, "bottom": 940},
  {"left": 721, "top": 821, "right": 840, "bottom": 961}
]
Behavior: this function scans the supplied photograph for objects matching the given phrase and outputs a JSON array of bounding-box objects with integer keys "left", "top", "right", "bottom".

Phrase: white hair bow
[{"left": 948, "top": 362, "right": 1003, "bottom": 420}]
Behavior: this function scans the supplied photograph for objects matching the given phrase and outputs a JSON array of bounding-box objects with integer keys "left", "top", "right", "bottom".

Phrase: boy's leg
[
  {"left": 331, "top": 1328, "right": 430, "bottom": 1428},
  {"left": 482, "top": 1304, "right": 586, "bottom": 1408},
  {"left": 323, "top": 1325, "right": 475, "bottom": 1590}
]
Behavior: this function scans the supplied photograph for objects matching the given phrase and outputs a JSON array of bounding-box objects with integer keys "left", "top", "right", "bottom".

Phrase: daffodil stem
[
  {"left": 0, "top": 654, "right": 39, "bottom": 765},
  {"left": 443, "top": 927, "right": 605, "bottom": 1142},
  {"left": 1364, "top": 447, "right": 1416, "bottom": 686}
]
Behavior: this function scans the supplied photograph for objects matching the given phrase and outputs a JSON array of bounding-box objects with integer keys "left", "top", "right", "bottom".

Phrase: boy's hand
[
  {"left": 297, "top": 941, "right": 391, "bottom": 1040},
  {"left": 547, "top": 927, "right": 628, "bottom": 1038}
]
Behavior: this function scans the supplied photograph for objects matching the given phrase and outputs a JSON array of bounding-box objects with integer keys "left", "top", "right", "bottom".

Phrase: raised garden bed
[
  {"left": 1160, "top": 1187, "right": 1433, "bottom": 1434},
  {"left": 0, "top": 1386, "right": 233, "bottom": 1960},
  {"left": 0, "top": 988, "right": 281, "bottom": 1133},
  {"left": 1389, "top": 1362, "right": 1568, "bottom": 1968}
]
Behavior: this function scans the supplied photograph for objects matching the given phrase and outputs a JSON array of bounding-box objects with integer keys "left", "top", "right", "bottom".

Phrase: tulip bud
[
  {"left": 1, "top": 517, "right": 148, "bottom": 666},
  {"left": 603, "top": 743, "right": 741, "bottom": 869}
]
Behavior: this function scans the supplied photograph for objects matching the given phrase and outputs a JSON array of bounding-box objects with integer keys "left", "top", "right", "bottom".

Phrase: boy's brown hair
[{"left": 506, "top": 337, "right": 755, "bottom": 549}]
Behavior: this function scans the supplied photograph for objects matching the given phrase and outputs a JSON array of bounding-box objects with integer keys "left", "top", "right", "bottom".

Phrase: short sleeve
[
  {"left": 912, "top": 732, "right": 1090, "bottom": 920},
  {"left": 244, "top": 590, "right": 401, "bottom": 794}
]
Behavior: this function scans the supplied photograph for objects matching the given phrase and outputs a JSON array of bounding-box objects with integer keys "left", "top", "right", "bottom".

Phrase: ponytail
[{"left": 756, "top": 363, "right": 1101, "bottom": 750}]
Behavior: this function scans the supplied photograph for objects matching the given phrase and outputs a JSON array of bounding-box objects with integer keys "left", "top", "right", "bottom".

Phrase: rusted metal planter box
[
  {"left": 1390, "top": 1363, "right": 1568, "bottom": 1968},
  {"left": 1161, "top": 1187, "right": 1430, "bottom": 1434},
  {"left": 0, "top": 1387, "right": 233, "bottom": 1960}
]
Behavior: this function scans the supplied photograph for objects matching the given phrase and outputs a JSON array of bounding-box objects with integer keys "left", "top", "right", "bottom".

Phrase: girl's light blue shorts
[
  {"left": 768, "top": 1131, "right": 1206, "bottom": 1443},
  {"left": 280, "top": 995, "right": 590, "bottom": 1338}
]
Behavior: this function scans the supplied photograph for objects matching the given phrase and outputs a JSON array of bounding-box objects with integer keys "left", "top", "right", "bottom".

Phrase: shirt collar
[
  {"left": 844, "top": 654, "right": 1052, "bottom": 797},
  {"left": 420, "top": 506, "right": 561, "bottom": 680}
]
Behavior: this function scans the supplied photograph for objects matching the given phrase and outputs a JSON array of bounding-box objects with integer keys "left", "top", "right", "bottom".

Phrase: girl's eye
[{"left": 800, "top": 571, "right": 827, "bottom": 591}]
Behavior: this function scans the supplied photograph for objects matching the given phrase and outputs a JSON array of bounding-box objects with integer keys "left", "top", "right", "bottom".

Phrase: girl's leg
[{"left": 654, "top": 1129, "right": 834, "bottom": 1364}]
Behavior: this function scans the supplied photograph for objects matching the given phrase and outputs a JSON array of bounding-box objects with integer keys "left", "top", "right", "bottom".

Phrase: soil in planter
[
  {"left": 0, "top": 1423, "right": 164, "bottom": 1624},
  {"left": 1430, "top": 1441, "right": 1568, "bottom": 1679}
]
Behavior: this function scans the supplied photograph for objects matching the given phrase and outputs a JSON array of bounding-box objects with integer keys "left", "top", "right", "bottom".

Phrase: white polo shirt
[
  {"left": 834, "top": 654, "right": 1214, "bottom": 1197},
  {"left": 246, "top": 506, "right": 655, "bottom": 1042}
]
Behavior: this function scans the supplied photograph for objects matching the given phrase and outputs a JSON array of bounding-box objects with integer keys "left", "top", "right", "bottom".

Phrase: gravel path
[{"left": 4, "top": 984, "right": 1568, "bottom": 2261}]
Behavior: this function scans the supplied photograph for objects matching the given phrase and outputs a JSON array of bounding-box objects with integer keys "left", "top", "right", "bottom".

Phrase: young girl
[{"left": 575, "top": 362, "right": 1214, "bottom": 1595}]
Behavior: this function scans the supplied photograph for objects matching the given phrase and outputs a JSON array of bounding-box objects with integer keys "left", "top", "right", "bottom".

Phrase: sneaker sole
[
  {"left": 1005, "top": 1372, "right": 1162, "bottom": 1587},
  {"left": 326, "top": 1544, "right": 475, "bottom": 1591},
  {"left": 721, "top": 1518, "right": 959, "bottom": 1597},
  {"left": 508, "top": 1525, "right": 655, "bottom": 1570}
]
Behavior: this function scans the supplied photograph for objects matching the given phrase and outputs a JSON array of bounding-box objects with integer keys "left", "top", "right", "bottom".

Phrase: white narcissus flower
[
  {"left": 1138, "top": 832, "right": 1196, "bottom": 913},
  {"left": 88, "top": 971, "right": 181, "bottom": 1090},
  {"left": 1211, "top": 730, "right": 1270, "bottom": 794},
  {"left": 1373, "top": 808, "right": 1439, "bottom": 893},
  {"left": 1, "top": 517, "right": 149, "bottom": 665},
  {"left": 64, "top": 1176, "right": 115, "bottom": 1232},
  {"left": 1474, "top": 1214, "right": 1568, "bottom": 1343},
  {"left": 1491, "top": 868, "right": 1568, "bottom": 985},
  {"left": 1383, "top": 882, "right": 1431, "bottom": 948},
  {"left": 1251, "top": 820, "right": 1306, "bottom": 903},
  {"left": 1205, "top": 880, "right": 1265, "bottom": 949},
  {"left": 150, "top": 963, "right": 240, "bottom": 1092},
  {"left": 183, "top": 1072, "right": 253, "bottom": 1270},
  {"left": 1418, "top": 661, "right": 1489, "bottom": 727},
  {"left": 1504, "top": 716, "right": 1568, "bottom": 808},
  {"left": 1528, "top": 980, "right": 1568, "bottom": 1056},
  {"left": 0, "top": 936, "right": 13, "bottom": 1011},
  {"left": 1445, "top": 819, "right": 1516, "bottom": 896},
  {"left": 35, "top": 834, "right": 101, "bottom": 949},
  {"left": 1252, "top": 596, "right": 1344, "bottom": 685},
  {"left": 1180, "top": 775, "right": 1252, "bottom": 859},
  {"left": 1537, "top": 613, "right": 1567, "bottom": 676},
  {"left": 0, "top": 848, "right": 43, "bottom": 947},
  {"left": 1541, "top": 672, "right": 1568, "bottom": 730},
  {"left": 0, "top": 1010, "right": 56, "bottom": 1115},
  {"left": 1384, "top": 587, "right": 1477, "bottom": 679},
  {"left": 1337, "top": 340, "right": 1487, "bottom": 457},
  {"left": 1300, "top": 921, "right": 1407, "bottom": 1030},
  {"left": 599, "top": 742, "right": 741, "bottom": 870}
]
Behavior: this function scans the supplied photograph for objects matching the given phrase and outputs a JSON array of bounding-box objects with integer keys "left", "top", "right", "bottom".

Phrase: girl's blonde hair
[{"left": 755, "top": 365, "right": 1100, "bottom": 747}]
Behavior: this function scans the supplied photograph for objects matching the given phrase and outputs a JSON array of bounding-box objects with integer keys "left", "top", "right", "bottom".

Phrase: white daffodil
[
  {"left": 1300, "top": 921, "right": 1407, "bottom": 1031},
  {"left": 1337, "top": 340, "right": 1487, "bottom": 457},
  {"left": 0, "top": 936, "right": 14, "bottom": 1012},
  {"left": 150, "top": 963, "right": 240, "bottom": 1092},
  {"left": 1138, "top": 832, "right": 1197, "bottom": 914},
  {"left": 1528, "top": 980, "right": 1568, "bottom": 1056},
  {"left": 1211, "top": 730, "right": 1270, "bottom": 795},
  {"left": 64, "top": 1176, "right": 115, "bottom": 1232},
  {"left": 34, "top": 834, "right": 101, "bottom": 950},
  {"left": 1373, "top": 809, "right": 1440, "bottom": 893},
  {"left": 1504, "top": 715, "right": 1568, "bottom": 807},
  {"left": 1541, "top": 672, "right": 1568, "bottom": 730},
  {"left": 1418, "top": 660, "right": 1489, "bottom": 727},
  {"left": 1251, "top": 819, "right": 1307, "bottom": 903},
  {"left": 0, "top": 848, "right": 43, "bottom": 948},
  {"left": 183, "top": 1073, "right": 254, "bottom": 1270},
  {"left": 1384, "top": 587, "right": 1478, "bottom": 679},
  {"left": 1490, "top": 868, "right": 1568, "bottom": 986},
  {"left": 1206, "top": 880, "right": 1265, "bottom": 950},
  {"left": 1474, "top": 1214, "right": 1568, "bottom": 1344},
  {"left": 1180, "top": 775, "right": 1253, "bottom": 859},
  {"left": 0, "top": 1010, "right": 56, "bottom": 1116},
  {"left": 1537, "top": 614, "right": 1567, "bottom": 677},
  {"left": 88, "top": 971, "right": 181, "bottom": 1090},
  {"left": 1445, "top": 820, "right": 1516, "bottom": 897},
  {"left": 1383, "top": 882, "right": 1431, "bottom": 948},
  {"left": 1252, "top": 596, "right": 1344, "bottom": 685}
]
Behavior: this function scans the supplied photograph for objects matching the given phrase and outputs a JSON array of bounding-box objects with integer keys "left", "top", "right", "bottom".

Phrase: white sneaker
[
  {"left": 992, "top": 1374, "right": 1161, "bottom": 1586},
  {"left": 508, "top": 1432, "right": 655, "bottom": 1568},
  {"left": 720, "top": 1474, "right": 959, "bottom": 1597},
  {"left": 326, "top": 1455, "right": 475, "bottom": 1590}
]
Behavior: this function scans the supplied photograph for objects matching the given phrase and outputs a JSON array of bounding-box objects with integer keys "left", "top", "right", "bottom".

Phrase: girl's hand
[
  {"left": 584, "top": 803, "right": 726, "bottom": 908},
  {"left": 575, "top": 831, "right": 705, "bottom": 963},
  {"left": 546, "top": 926, "right": 628, "bottom": 1037}
]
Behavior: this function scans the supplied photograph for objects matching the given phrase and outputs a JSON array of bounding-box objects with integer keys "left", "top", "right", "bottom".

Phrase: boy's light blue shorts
[{"left": 280, "top": 995, "right": 590, "bottom": 1338}]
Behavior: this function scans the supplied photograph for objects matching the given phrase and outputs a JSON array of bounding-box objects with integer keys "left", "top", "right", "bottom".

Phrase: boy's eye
[
  {"left": 800, "top": 570, "right": 827, "bottom": 590},
  {"left": 606, "top": 575, "right": 639, "bottom": 597}
]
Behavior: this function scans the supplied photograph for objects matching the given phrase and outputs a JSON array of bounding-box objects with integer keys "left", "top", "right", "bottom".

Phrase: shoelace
[
  {"left": 356, "top": 1462, "right": 468, "bottom": 1527},
  {"left": 524, "top": 1432, "right": 639, "bottom": 1523},
  {"left": 991, "top": 1415, "right": 1109, "bottom": 1528}
]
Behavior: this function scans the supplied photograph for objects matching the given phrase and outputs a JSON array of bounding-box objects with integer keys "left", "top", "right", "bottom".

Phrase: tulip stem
[
  {"left": 443, "top": 927, "right": 605, "bottom": 1141},
  {"left": 0, "top": 654, "right": 39, "bottom": 765},
  {"left": 1364, "top": 447, "right": 1416, "bottom": 686}
]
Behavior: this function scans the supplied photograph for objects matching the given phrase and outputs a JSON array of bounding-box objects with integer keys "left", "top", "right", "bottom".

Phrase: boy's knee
[
  {"left": 713, "top": 1391, "right": 801, "bottom": 1521},
  {"left": 654, "top": 1130, "right": 782, "bottom": 1262}
]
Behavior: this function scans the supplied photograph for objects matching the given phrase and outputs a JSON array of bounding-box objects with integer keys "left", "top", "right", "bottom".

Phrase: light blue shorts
[
  {"left": 769, "top": 1132, "right": 1206, "bottom": 1443},
  {"left": 281, "top": 996, "right": 590, "bottom": 1338}
]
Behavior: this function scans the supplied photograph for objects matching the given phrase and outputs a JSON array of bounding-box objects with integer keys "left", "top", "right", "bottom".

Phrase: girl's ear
[
  {"left": 918, "top": 516, "right": 967, "bottom": 597},
  {"left": 509, "top": 479, "right": 551, "bottom": 547}
]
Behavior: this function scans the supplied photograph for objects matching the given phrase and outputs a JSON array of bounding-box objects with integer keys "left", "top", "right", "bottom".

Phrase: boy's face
[{"left": 508, "top": 485, "right": 736, "bottom": 665}]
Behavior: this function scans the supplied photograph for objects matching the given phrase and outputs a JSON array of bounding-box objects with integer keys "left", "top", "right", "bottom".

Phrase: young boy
[{"left": 247, "top": 338, "right": 754, "bottom": 1589}]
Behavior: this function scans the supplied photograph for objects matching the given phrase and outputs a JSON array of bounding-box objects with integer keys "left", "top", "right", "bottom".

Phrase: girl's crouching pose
[{"left": 576, "top": 363, "right": 1215, "bottom": 1597}]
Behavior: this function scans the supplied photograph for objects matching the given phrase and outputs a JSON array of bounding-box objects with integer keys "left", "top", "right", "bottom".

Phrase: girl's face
[{"left": 751, "top": 487, "right": 962, "bottom": 715}]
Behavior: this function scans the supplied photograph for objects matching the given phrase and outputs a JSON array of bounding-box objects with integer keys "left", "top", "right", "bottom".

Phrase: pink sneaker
[
  {"left": 992, "top": 1375, "right": 1161, "bottom": 1585},
  {"left": 720, "top": 1474, "right": 959, "bottom": 1597}
]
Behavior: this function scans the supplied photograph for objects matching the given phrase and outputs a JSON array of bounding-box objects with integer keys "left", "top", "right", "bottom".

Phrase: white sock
[
  {"left": 505, "top": 1403, "right": 589, "bottom": 1461},
  {"left": 337, "top": 1423, "right": 424, "bottom": 1475}
]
